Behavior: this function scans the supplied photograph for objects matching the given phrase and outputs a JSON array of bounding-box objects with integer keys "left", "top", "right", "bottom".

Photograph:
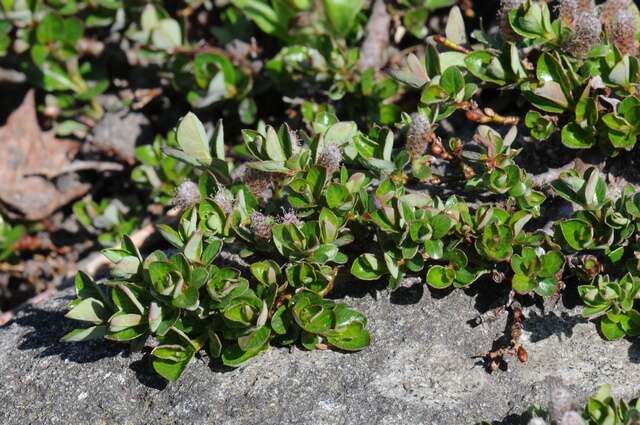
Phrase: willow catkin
[
  {"left": 316, "top": 144, "right": 343, "bottom": 173},
  {"left": 550, "top": 385, "right": 575, "bottom": 423},
  {"left": 565, "top": 11, "right": 602, "bottom": 57},
  {"left": 599, "top": 0, "right": 633, "bottom": 27},
  {"left": 279, "top": 209, "right": 302, "bottom": 226},
  {"left": 242, "top": 167, "right": 273, "bottom": 203},
  {"left": 560, "top": 411, "right": 585, "bottom": 425},
  {"left": 558, "top": 0, "right": 596, "bottom": 28},
  {"left": 607, "top": 10, "right": 638, "bottom": 55},
  {"left": 173, "top": 181, "right": 201, "bottom": 210},
  {"left": 406, "top": 112, "right": 431, "bottom": 160},
  {"left": 213, "top": 190, "right": 233, "bottom": 215},
  {"left": 357, "top": 0, "right": 391, "bottom": 72},
  {"left": 250, "top": 211, "right": 273, "bottom": 240}
]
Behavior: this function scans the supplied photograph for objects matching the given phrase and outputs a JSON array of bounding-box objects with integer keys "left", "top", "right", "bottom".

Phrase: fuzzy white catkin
[
  {"left": 316, "top": 144, "right": 342, "bottom": 173},
  {"left": 600, "top": 0, "right": 633, "bottom": 26},
  {"left": 243, "top": 168, "right": 273, "bottom": 203},
  {"left": 528, "top": 418, "right": 548, "bottom": 425},
  {"left": 213, "top": 190, "right": 233, "bottom": 215},
  {"left": 608, "top": 10, "right": 638, "bottom": 56},
  {"left": 250, "top": 211, "right": 272, "bottom": 240},
  {"left": 560, "top": 410, "right": 585, "bottom": 425},
  {"left": 565, "top": 12, "right": 601, "bottom": 57},
  {"left": 406, "top": 112, "right": 431, "bottom": 159},
  {"left": 173, "top": 181, "right": 201, "bottom": 209},
  {"left": 279, "top": 209, "right": 302, "bottom": 226}
]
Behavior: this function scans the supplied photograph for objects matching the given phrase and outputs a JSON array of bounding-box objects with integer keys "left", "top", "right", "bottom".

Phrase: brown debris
[
  {"left": 474, "top": 301, "right": 528, "bottom": 372},
  {"left": 357, "top": 0, "right": 391, "bottom": 73},
  {"left": 90, "top": 110, "right": 151, "bottom": 165},
  {"left": 0, "top": 90, "right": 89, "bottom": 221}
]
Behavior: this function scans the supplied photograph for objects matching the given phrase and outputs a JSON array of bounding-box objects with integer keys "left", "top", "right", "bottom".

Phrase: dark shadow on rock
[
  {"left": 629, "top": 340, "right": 640, "bottom": 364},
  {"left": 208, "top": 358, "right": 237, "bottom": 374},
  {"left": 328, "top": 274, "right": 387, "bottom": 300},
  {"left": 463, "top": 277, "right": 510, "bottom": 325},
  {"left": 424, "top": 284, "right": 455, "bottom": 300},
  {"left": 390, "top": 282, "right": 424, "bottom": 305},
  {"left": 15, "top": 303, "right": 124, "bottom": 363},
  {"left": 560, "top": 280, "right": 582, "bottom": 310},
  {"left": 481, "top": 412, "right": 531, "bottom": 425},
  {"left": 524, "top": 310, "right": 588, "bottom": 343},
  {"left": 130, "top": 353, "right": 168, "bottom": 391},
  {"left": 14, "top": 302, "right": 180, "bottom": 390}
]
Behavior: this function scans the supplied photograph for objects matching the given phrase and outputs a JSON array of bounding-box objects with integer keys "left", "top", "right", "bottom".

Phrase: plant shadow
[
  {"left": 524, "top": 310, "right": 588, "bottom": 343},
  {"left": 479, "top": 412, "right": 532, "bottom": 425},
  {"left": 390, "top": 281, "right": 424, "bottom": 305},
  {"left": 10, "top": 297, "right": 169, "bottom": 389},
  {"left": 15, "top": 300, "right": 125, "bottom": 363},
  {"left": 629, "top": 339, "right": 640, "bottom": 364}
]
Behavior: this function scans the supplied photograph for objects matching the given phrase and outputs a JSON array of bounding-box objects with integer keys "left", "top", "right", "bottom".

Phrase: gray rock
[{"left": 0, "top": 284, "right": 638, "bottom": 425}]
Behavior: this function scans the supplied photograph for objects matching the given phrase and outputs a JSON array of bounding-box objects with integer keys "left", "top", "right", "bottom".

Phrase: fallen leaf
[{"left": 0, "top": 90, "right": 90, "bottom": 220}]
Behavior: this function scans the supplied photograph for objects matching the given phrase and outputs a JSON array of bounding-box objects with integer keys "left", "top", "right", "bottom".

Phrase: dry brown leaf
[{"left": 0, "top": 90, "right": 89, "bottom": 220}]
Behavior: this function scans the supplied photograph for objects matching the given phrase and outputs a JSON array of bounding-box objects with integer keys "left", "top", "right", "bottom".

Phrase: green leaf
[
  {"left": 600, "top": 315, "right": 626, "bottom": 341},
  {"left": 324, "top": 122, "right": 357, "bottom": 147},
  {"left": 36, "top": 13, "right": 64, "bottom": 44},
  {"left": 152, "top": 344, "right": 194, "bottom": 381},
  {"left": 65, "top": 298, "right": 110, "bottom": 325},
  {"left": 151, "top": 19, "right": 182, "bottom": 50},
  {"left": 323, "top": 0, "right": 364, "bottom": 36},
  {"left": 61, "top": 325, "right": 107, "bottom": 342},
  {"left": 559, "top": 219, "right": 594, "bottom": 251},
  {"left": 73, "top": 271, "right": 109, "bottom": 307},
  {"left": 465, "top": 51, "right": 507, "bottom": 84},
  {"left": 176, "top": 112, "right": 212, "bottom": 166},
  {"left": 426, "top": 265, "right": 455, "bottom": 289},
  {"left": 440, "top": 66, "right": 465, "bottom": 97},
  {"left": 238, "top": 326, "right": 271, "bottom": 352},
  {"left": 351, "top": 253, "right": 386, "bottom": 280},
  {"left": 512, "top": 274, "right": 536, "bottom": 294},
  {"left": 561, "top": 123, "right": 595, "bottom": 149},
  {"left": 477, "top": 224, "right": 513, "bottom": 261},
  {"left": 109, "top": 312, "right": 144, "bottom": 332},
  {"left": 445, "top": 6, "right": 466, "bottom": 45},
  {"left": 221, "top": 341, "right": 268, "bottom": 367}
]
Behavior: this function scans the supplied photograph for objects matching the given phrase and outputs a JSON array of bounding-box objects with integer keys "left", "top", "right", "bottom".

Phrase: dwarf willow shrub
[
  {"left": 60, "top": 0, "right": 640, "bottom": 381},
  {"left": 394, "top": 0, "right": 640, "bottom": 152},
  {"left": 480, "top": 384, "right": 640, "bottom": 425},
  {"left": 1, "top": 0, "right": 454, "bottom": 132},
  {"left": 63, "top": 108, "right": 640, "bottom": 380}
]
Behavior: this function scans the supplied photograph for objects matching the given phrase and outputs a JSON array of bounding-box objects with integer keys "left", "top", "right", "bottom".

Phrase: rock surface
[{"left": 0, "top": 283, "right": 638, "bottom": 425}]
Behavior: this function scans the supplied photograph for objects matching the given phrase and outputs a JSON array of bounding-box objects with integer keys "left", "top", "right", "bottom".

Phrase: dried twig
[
  {"left": 0, "top": 67, "right": 27, "bottom": 83},
  {"left": 473, "top": 300, "right": 528, "bottom": 372},
  {"left": 25, "top": 160, "right": 125, "bottom": 180}
]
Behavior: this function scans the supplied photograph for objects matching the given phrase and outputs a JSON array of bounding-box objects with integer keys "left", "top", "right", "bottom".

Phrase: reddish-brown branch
[{"left": 432, "top": 35, "right": 471, "bottom": 54}]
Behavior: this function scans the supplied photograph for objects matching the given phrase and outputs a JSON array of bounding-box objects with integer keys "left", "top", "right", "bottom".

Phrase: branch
[{"left": 26, "top": 160, "right": 125, "bottom": 180}]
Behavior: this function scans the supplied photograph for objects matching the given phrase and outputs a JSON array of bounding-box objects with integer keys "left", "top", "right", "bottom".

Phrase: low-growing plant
[
  {"left": 51, "top": 0, "right": 640, "bottom": 382},
  {"left": 73, "top": 197, "right": 142, "bottom": 247},
  {"left": 0, "top": 214, "right": 25, "bottom": 262},
  {"left": 62, "top": 104, "right": 640, "bottom": 380},
  {"left": 392, "top": 0, "right": 640, "bottom": 153},
  {"left": 479, "top": 384, "right": 640, "bottom": 425}
]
